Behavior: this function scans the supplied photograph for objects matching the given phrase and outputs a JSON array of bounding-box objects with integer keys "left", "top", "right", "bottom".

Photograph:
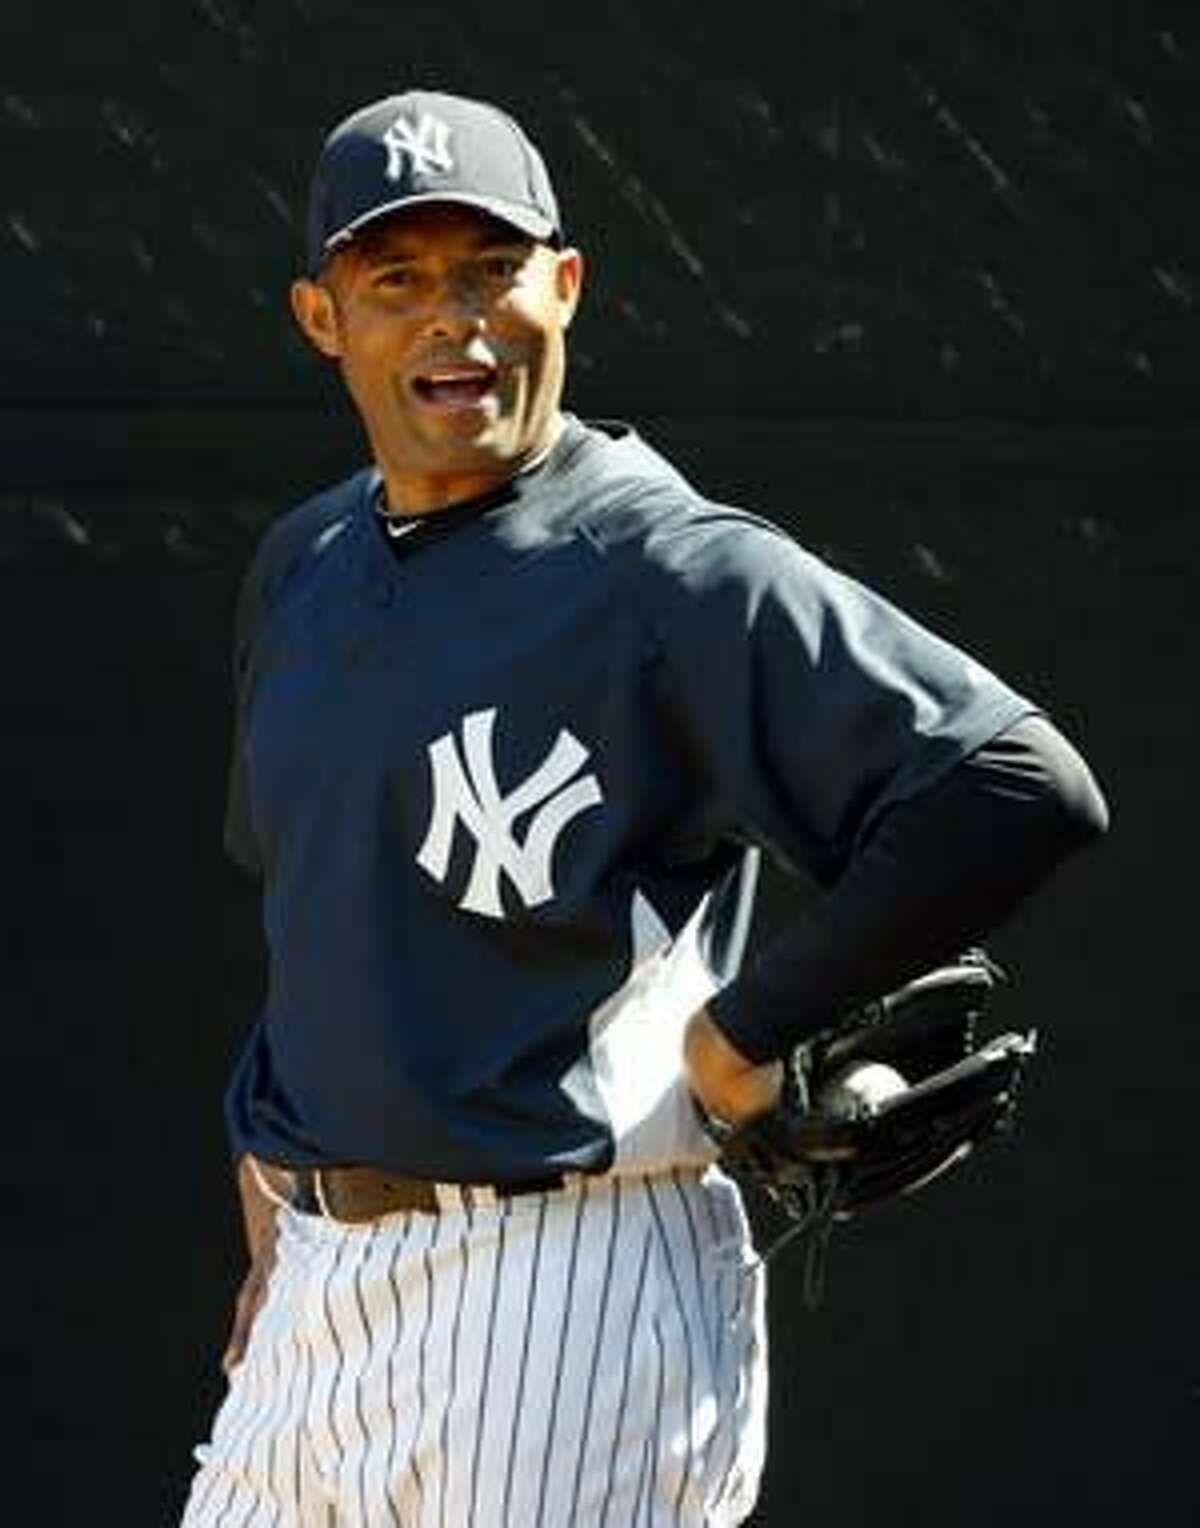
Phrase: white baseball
[{"left": 820, "top": 1061, "right": 908, "bottom": 1117}]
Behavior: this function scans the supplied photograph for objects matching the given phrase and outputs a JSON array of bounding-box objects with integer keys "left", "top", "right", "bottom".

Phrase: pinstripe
[
  {"left": 701, "top": 1178, "right": 722, "bottom": 1245},
  {"left": 701, "top": 1175, "right": 758, "bottom": 1526},
  {"left": 407, "top": 1209, "right": 442, "bottom": 1518},
  {"left": 208, "top": 1471, "right": 239, "bottom": 1528},
  {"left": 672, "top": 1173, "right": 739, "bottom": 1521},
  {"left": 437, "top": 1215, "right": 471, "bottom": 1528},
  {"left": 380, "top": 1226, "right": 409, "bottom": 1528},
  {"left": 213, "top": 1456, "right": 247, "bottom": 1526},
  {"left": 232, "top": 1354, "right": 278, "bottom": 1528},
  {"left": 183, "top": 1459, "right": 211, "bottom": 1524},
  {"left": 533, "top": 1182, "right": 589, "bottom": 1528},
  {"left": 272, "top": 1316, "right": 305, "bottom": 1528},
  {"left": 705, "top": 1262, "right": 739, "bottom": 1522},
  {"left": 295, "top": 1330, "right": 313, "bottom": 1517},
  {"left": 231, "top": 1315, "right": 288, "bottom": 1528},
  {"left": 707, "top": 1179, "right": 734, "bottom": 1247},
  {"left": 320, "top": 1234, "right": 348, "bottom": 1462},
  {"left": 226, "top": 1465, "right": 260, "bottom": 1528},
  {"left": 566, "top": 1179, "right": 622, "bottom": 1525},
  {"left": 648, "top": 1315, "right": 666, "bottom": 1527},
  {"left": 187, "top": 1176, "right": 761, "bottom": 1528},
  {"left": 597, "top": 1222, "right": 652, "bottom": 1528},
  {"left": 632, "top": 1438, "right": 654, "bottom": 1528},
  {"left": 190, "top": 1358, "right": 257, "bottom": 1528},
  {"left": 266, "top": 1262, "right": 309, "bottom": 1528},
  {"left": 723, "top": 1187, "right": 743, "bottom": 1247},
  {"left": 707, "top": 1336, "right": 739, "bottom": 1515},
  {"left": 716, "top": 1250, "right": 760, "bottom": 1523},
  {"left": 262, "top": 1329, "right": 283, "bottom": 1528},
  {"left": 350, "top": 1226, "right": 379, "bottom": 1523},
  {"left": 185, "top": 1437, "right": 225, "bottom": 1524},
  {"left": 673, "top": 1171, "right": 721, "bottom": 1384},
  {"left": 500, "top": 1194, "right": 547, "bottom": 1527},
  {"left": 207, "top": 1320, "right": 278, "bottom": 1528},
  {"left": 710, "top": 1261, "right": 728, "bottom": 1388},
  {"left": 183, "top": 1462, "right": 214, "bottom": 1524},
  {"left": 199, "top": 1307, "right": 273, "bottom": 1524},
  {"left": 672, "top": 1171, "right": 706, "bottom": 1323},
  {"left": 224, "top": 1458, "right": 259, "bottom": 1527},
  {"left": 646, "top": 1178, "right": 697, "bottom": 1524},
  {"left": 701, "top": 1173, "right": 733, "bottom": 1408},
  {"left": 466, "top": 1204, "right": 507, "bottom": 1528}
]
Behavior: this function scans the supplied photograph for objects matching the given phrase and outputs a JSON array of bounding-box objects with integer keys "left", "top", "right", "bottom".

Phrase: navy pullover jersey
[{"left": 224, "top": 417, "right": 1031, "bottom": 1182}]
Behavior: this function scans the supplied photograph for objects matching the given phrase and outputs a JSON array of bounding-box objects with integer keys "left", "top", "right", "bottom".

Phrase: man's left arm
[{"left": 686, "top": 712, "right": 1108, "bottom": 1122}]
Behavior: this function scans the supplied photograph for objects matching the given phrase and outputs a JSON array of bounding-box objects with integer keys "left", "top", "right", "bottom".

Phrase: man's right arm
[{"left": 703, "top": 712, "right": 1107, "bottom": 1068}]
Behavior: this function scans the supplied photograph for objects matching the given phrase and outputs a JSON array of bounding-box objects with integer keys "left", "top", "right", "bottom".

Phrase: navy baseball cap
[{"left": 304, "top": 89, "right": 562, "bottom": 274}]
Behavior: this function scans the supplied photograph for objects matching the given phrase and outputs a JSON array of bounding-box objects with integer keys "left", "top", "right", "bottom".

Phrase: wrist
[{"left": 684, "top": 1007, "right": 784, "bottom": 1125}]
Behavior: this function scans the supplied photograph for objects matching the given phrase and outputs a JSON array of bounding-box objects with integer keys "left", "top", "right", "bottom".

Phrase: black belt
[{"left": 262, "top": 1161, "right": 567, "bottom": 1221}]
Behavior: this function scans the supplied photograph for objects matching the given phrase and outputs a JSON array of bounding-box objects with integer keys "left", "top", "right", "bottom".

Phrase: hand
[
  {"left": 222, "top": 1245, "right": 276, "bottom": 1377},
  {"left": 684, "top": 1006, "right": 784, "bottom": 1126},
  {"left": 222, "top": 1155, "right": 281, "bottom": 1377}
]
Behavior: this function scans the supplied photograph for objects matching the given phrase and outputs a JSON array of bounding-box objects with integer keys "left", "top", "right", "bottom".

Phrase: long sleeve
[{"left": 708, "top": 712, "right": 1109, "bottom": 1061}]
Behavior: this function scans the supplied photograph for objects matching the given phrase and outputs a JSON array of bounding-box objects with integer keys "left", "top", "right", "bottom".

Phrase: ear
[
  {"left": 553, "top": 247, "right": 585, "bottom": 329},
  {"left": 290, "top": 277, "right": 344, "bottom": 359}
]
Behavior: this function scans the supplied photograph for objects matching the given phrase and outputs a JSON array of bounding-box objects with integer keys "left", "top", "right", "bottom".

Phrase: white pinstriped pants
[{"left": 181, "top": 1167, "right": 766, "bottom": 1527}]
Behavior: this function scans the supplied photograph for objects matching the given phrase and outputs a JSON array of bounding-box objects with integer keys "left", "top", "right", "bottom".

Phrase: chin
[{"left": 423, "top": 421, "right": 523, "bottom": 463}]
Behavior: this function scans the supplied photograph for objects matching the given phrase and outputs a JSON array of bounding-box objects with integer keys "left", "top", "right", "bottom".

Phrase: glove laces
[{"left": 756, "top": 1165, "right": 841, "bottom": 1310}]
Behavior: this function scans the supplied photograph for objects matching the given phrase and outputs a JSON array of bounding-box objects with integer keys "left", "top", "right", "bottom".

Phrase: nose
[{"left": 420, "top": 269, "right": 486, "bottom": 339}]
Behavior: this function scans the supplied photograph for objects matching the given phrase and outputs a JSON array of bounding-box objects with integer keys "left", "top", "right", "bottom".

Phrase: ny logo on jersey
[
  {"left": 382, "top": 109, "right": 455, "bottom": 181},
  {"left": 416, "top": 708, "right": 603, "bottom": 918}
]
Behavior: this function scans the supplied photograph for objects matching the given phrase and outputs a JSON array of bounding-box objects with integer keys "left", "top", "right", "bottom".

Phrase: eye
[
  {"left": 374, "top": 265, "right": 419, "bottom": 290},
  {"left": 478, "top": 252, "right": 525, "bottom": 281}
]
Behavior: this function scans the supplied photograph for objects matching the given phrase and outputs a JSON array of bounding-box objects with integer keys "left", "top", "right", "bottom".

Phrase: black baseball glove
[{"left": 700, "top": 950, "right": 1035, "bottom": 1303}]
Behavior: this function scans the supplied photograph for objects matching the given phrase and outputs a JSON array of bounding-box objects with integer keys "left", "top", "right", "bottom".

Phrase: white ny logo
[
  {"left": 416, "top": 709, "right": 603, "bottom": 918},
  {"left": 382, "top": 109, "right": 455, "bottom": 181}
]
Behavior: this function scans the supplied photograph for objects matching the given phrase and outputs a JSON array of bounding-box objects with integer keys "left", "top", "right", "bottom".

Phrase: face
[{"left": 290, "top": 203, "right": 584, "bottom": 511}]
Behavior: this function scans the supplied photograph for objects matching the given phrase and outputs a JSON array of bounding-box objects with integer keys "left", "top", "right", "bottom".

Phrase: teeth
[{"left": 427, "top": 369, "right": 491, "bottom": 383}]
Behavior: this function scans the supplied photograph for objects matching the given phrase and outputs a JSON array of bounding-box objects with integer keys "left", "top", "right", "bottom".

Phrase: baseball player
[{"left": 181, "top": 89, "right": 1108, "bottom": 1527}]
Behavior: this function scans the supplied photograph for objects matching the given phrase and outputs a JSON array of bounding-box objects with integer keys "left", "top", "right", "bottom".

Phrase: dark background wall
[{"left": 4, "top": 4, "right": 1194, "bottom": 1524}]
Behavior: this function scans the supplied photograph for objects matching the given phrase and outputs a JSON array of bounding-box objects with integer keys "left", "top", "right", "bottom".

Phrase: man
[{"left": 182, "top": 89, "right": 1107, "bottom": 1526}]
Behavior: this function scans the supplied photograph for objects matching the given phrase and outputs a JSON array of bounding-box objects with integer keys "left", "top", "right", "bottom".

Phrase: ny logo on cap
[{"left": 383, "top": 109, "right": 455, "bottom": 181}]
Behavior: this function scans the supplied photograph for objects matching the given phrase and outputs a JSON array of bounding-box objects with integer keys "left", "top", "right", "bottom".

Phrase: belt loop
[
  {"left": 312, "top": 1168, "right": 333, "bottom": 1219},
  {"left": 289, "top": 1167, "right": 322, "bottom": 1215},
  {"left": 247, "top": 1156, "right": 292, "bottom": 1212}
]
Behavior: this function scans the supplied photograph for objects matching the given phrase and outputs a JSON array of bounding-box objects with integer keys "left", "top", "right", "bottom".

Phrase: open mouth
[{"left": 412, "top": 364, "right": 499, "bottom": 408}]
